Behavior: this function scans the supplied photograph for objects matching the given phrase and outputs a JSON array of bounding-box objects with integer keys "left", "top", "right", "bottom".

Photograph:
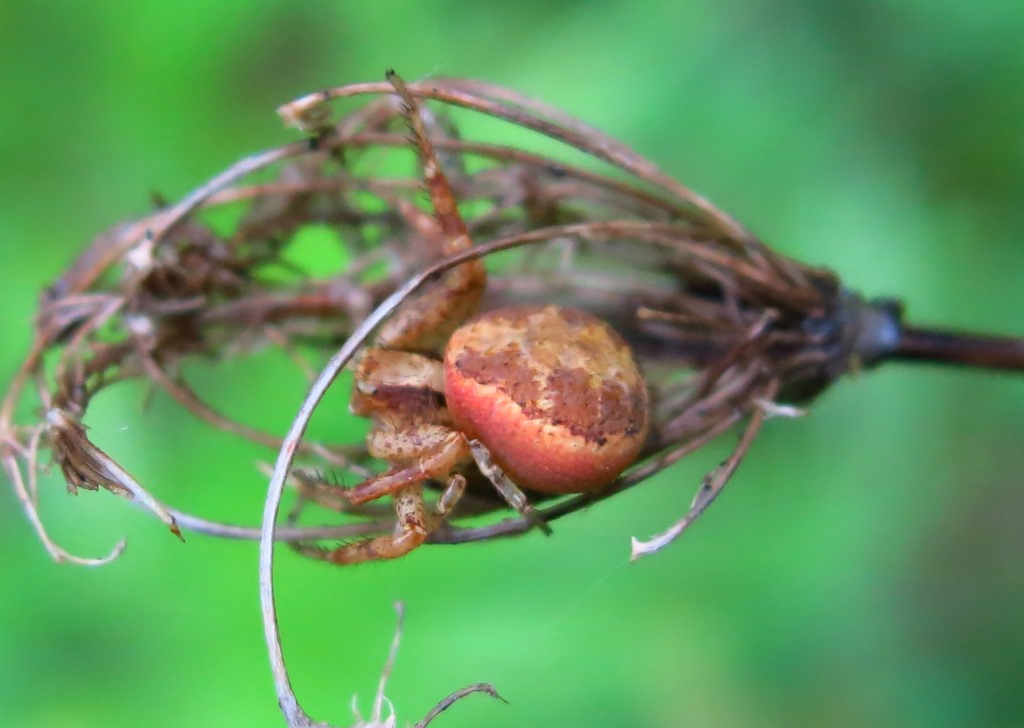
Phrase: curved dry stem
[
  {"left": 426, "top": 395, "right": 747, "bottom": 546},
  {"left": 260, "top": 253, "right": 453, "bottom": 726},
  {"left": 131, "top": 339, "right": 372, "bottom": 477},
  {"left": 280, "top": 79, "right": 753, "bottom": 242},
  {"left": 167, "top": 509, "right": 391, "bottom": 543},
  {"left": 2, "top": 437, "right": 126, "bottom": 566},
  {"left": 631, "top": 378, "right": 780, "bottom": 560},
  {"left": 413, "top": 683, "right": 508, "bottom": 728},
  {"left": 47, "top": 143, "right": 308, "bottom": 307},
  {"left": 257, "top": 222, "right": 609, "bottom": 724},
  {"left": 324, "top": 131, "right": 694, "bottom": 219}
]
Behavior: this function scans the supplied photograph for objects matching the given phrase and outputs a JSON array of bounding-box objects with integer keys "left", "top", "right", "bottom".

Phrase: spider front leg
[
  {"left": 467, "top": 439, "right": 552, "bottom": 535},
  {"left": 375, "top": 71, "right": 486, "bottom": 352},
  {"left": 350, "top": 421, "right": 472, "bottom": 505},
  {"left": 294, "top": 485, "right": 433, "bottom": 565},
  {"left": 295, "top": 419, "right": 473, "bottom": 564},
  {"left": 347, "top": 351, "right": 468, "bottom": 505}
]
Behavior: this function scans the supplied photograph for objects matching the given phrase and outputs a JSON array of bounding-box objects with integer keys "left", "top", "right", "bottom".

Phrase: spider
[{"left": 301, "top": 72, "right": 649, "bottom": 564}]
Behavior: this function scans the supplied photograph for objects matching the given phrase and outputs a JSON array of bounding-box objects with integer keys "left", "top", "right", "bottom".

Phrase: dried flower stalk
[{"left": 3, "top": 73, "right": 1023, "bottom": 727}]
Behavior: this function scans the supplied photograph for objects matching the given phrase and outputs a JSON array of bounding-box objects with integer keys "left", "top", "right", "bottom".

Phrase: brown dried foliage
[
  {"left": 1, "top": 77, "right": 932, "bottom": 566},
  {"left": 4, "top": 75, "right": 1022, "bottom": 727}
]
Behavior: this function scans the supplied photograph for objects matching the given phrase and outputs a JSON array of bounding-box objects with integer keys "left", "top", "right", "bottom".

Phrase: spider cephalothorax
[{"left": 302, "top": 73, "right": 649, "bottom": 564}]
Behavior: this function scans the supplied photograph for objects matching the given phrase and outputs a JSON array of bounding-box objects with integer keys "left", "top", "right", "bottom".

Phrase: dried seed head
[{"left": 443, "top": 305, "right": 649, "bottom": 494}]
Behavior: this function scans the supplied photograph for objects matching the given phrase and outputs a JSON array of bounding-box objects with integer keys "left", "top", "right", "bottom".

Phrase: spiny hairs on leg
[
  {"left": 293, "top": 486, "right": 430, "bottom": 564},
  {"left": 385, "top": 70, "right": 466, "bottom": 241},
  {"left": 375, "top": 70, "right": 485, "bottom": 350}
]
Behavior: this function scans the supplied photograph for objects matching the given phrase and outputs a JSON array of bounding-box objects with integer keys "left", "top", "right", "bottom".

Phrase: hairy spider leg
[
  {"left": 355, "top": 422, "right": 471, "bottom": 505},
  {"left": 295, "top": 486, "right": 430, "bottom": 564},
  {"left": 375, "top": 70, "right": 486, "bottom": 352},
  {"left": 310, "top": 72, "right": 540, "bottom": 563}
]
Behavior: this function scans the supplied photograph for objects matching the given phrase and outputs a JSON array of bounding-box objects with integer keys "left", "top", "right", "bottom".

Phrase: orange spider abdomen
[{"left": 443, "top": 306, "right": 649, "bottom": 494}]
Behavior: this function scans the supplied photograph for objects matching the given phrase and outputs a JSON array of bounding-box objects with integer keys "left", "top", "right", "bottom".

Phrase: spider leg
[
  {"left": 436, "top": 473, "right": 467, "bottom": 515},
  {"left": 355, "top": 349, "right": 445, "bottom": 394},
  {"left": 468, "top": 439, "right": 552, "bottom": 535},
  {"left": 376, "top": 71, "right": 486, "bottom": 352},
  {"left": 350, "top": 348, "right": 447, "bottom": 419},
  {"left": 295, "top": 486, "right": 429, "bottom": 564},
  {"left": 386, "top": 70, "right": 468, "bottom": 248},
  {"left": 293, "top": 428, "right": 472, "bottom": 565},
  {"left": 288, "top": 469, "right": 394, "bottom": 516},
  {"left": 343, "top": 425, "right": 471, "bottom": 505}
]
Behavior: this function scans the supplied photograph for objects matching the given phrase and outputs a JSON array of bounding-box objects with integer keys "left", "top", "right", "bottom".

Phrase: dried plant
[{"left": 3, "top": 73, "right": 1022, "bottom": 726}]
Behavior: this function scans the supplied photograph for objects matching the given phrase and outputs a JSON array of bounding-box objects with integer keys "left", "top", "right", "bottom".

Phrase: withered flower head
[{"left": 2, "top": 75, "right": 1022, "bottom": 567}]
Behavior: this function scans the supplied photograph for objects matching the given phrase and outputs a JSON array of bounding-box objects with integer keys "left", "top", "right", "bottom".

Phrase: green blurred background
[{"left": 2, "top": 2, "right": 1023, "bottom": 726}]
